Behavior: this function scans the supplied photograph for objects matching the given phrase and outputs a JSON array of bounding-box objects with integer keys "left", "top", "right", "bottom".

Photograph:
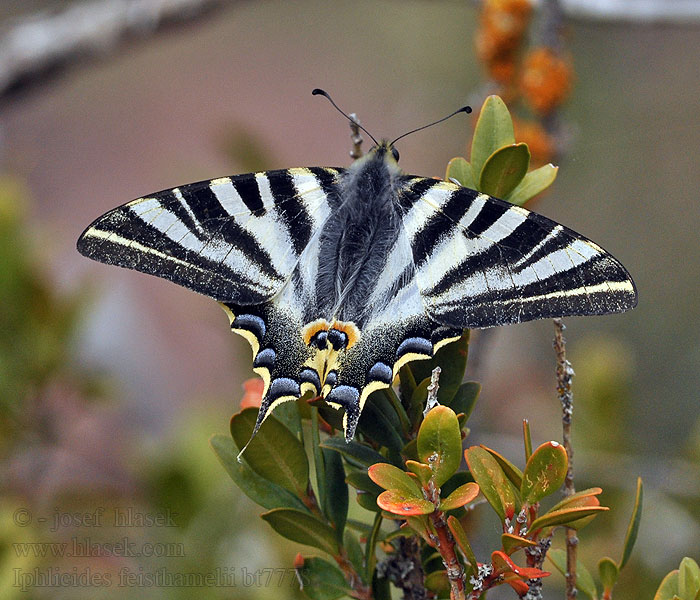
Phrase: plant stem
[
  {"left": 335, "top": 549, "right": 372, "bottom": 600},
  {"left": 553, "top": 318, "right": 578, "bottom": 600},
  {"left": 426, "top": 482, "right": 466, "bottom": 600},
  {"left": 349, "top": 113, "right": 364, "bottom": 159}
]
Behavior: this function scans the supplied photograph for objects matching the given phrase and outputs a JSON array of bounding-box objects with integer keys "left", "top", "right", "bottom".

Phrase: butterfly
[{"left": 77, "top": 101, "right": 637, "bottom": 443}]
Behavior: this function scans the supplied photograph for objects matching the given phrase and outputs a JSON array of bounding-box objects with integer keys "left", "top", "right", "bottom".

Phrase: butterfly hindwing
[
  {"left": 396, "top": 177, "right": 637, "bottom": 328},
  {"left": 77, "top": 167, "right": 343, "bottom": 305}
]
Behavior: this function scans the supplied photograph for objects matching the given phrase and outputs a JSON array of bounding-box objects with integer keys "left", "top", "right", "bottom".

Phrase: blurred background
[{"left": 0, "top": 1, "right": 698, "bottom": 598}]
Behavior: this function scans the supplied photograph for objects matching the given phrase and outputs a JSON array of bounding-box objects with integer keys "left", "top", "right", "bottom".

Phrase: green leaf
[
  {"left": 358, "top": 392, "right": 404, "bottom": 455},
  {"left": 439, "top": 482, "right": 479, "bottom": 511},
  {"left": 530, "top": 506, "right": 609, "bottom": 532},
  {"left": 405, "top": 459, "right": 433, "bottom": 486},
  {"left": 619, "top": 477, "right": 643, "bottom": 569},
  {"left": 598, "top": 557, "right": 619, "bottom": 590},
  {"left": 520, "top": 441, "right": 568, "bottom": 504},
  {"left": 230, "top": 407, "right": 309, "bottom": 497},
  {"left": 522, "top": 419, "right": 533, "bottom": 461},
  {"left": 445, "top": 156, "right": 475, "bottom": 189},
  {"left": 343, "top": 530, "right": 365, "bottom": 580},
  {"left": 408, "top": 377, "right": 430, "bottom": 429},
  {"left": 471, "top": 95, "right": 515, "bottom": 185},
  {"left": 296, "top": 556, "right": 351, "bottom": 600},
  {"left": 549, "top": 487, "right": 603, "bottom": 513},
  {"left": 398, "top": 364, "right": 417, "bottom": 407},
  {"left": 368, "top": 463, "right": 423, "bottom": 496},
  {"left": 464, "top": 446, "right": 516, "bottom": 520},
  {"left": 479, "top": 143, "right": 530, "bottom": 199},
  {"left": 320, "top": 437, "right": 386, "bottom": 467},
  {"left": 425, "top": 571, "right": 451, "bottom": 598},
  {"left": 480, "top": 444, "right": 523, "bottom": 489},
  {"left": 409, "top": 332, "right": 469, "bottom": 406},
  {"left": 417, "top": 406, "right": 463, "bottom": 488},
  {"left": 346, "top": 470, "right": 383, "bottom": 496},
  {"left": 323, "top": 447, "right": 348, "bottom": 542},
  {"left": 377, "top": 489, "right": 434, "bottom": 515},
  {"left": 446, "top": 381, "right": 480, "bottom": 423},
  {"left": 548, "top": 549, "right": 599, "bottom": 600},
  {"left": 356, "top": 491, "right": 382, "bottom": 513},
  {"left": 365, "top": 512, "right": 383, "bottom": 580},
  {"left": 679, "top": 558, "right": 700, "bottom": 600},
  {"left": 447, "top": 515, "right": 477, "bottom": 572},
  {"left": 311, "top": 408, "right": 328, "bottom": 512},
  {"left": 261, "top": 508, "right": 339, "bottom": 555},
  {"left": 210, "top": 434, "right": 308, "bottom": 511},
  {"left": 505, "top": 163, "right": 559, "bottom": 206},
  {"left": 401, "top": 438, "right": 419, "bottom": 462},
  {"left": 654, "top": 570, "right": 680, "bottom": 600},
  {"left": 273, "top": 399, "right": 303, "bottom": 438}
]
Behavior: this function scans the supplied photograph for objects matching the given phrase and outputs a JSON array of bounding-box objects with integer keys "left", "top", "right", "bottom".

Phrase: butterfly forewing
[
  {"left": 77, "top": 168, "right": 342, "bottom": 305},
  {"left": 397, "top": 178, "right": 637, "bottom": 328}
]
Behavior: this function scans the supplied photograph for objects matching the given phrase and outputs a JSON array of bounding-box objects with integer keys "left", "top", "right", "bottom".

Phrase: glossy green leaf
[
  {"left": 368, "top": 463, "right": 423, "bottom": 496},
  {"left": 320, "top": 437, "right": 386, "bottom": 468},
  {"left": 425, "top": 571, "right": 451, "bottom": 598},
  {"left": 521, "top": 441, "right": 568, "bottom": 504},
  {"left": 598, "top": 557, "right": 619, "bottom": 590},
  {"left": 365, "top": 512, "right": 383, "bottom": 579},
  {"left": 356, "top": 491, "right": 382, "bottom": 513},
  {"left": 679, "top": 558, "right": 700, "bottom": 600},
  {"left": 409, "top": 377, "right": 431, "bottom": 428},
  {"left": 230, "top": 407, "right": 309, "bottom": 497},
  {"left": 549, "top": 487, "right": 603, "bottom": 513},
  {"left": 501, "top": 533, "right": 537, "bottom": 555},
  {"left": 343, "top": 530, "right": 365, "bottom": 581},
  {"left": 377, "top": 489, "right": 434, "bottom": 515},
  {"left": 417, "top": 406, "right": 463, "bottom": 488},
  {"left": 296, "top": 556, "right": 351, "bottom": 600},
  {"left": 530, "top": 506, "right": 609, "bottom": 532},
  {"left": 398, "top": 364, "right": 417, "bottom": 406},
  {"left": 358, "top": 391, "right": 404, "bottom": 454},
  {"left": 313, "top": 399, "right": 345, "bottom": 431},
  {"left": 440, "top": 482, "right": 480, "bottom": 511},
  {"left": 522, "top": 419, "right": 533, "bottom": 461},
  {"left": 261, "top": 509, "right": 339, "bottom": 555},
  {"left": 401, "top": 438, "right": 419, "bottom": 462},
  {"left": 273, "top": 399, "right": 303, "bottom": 438},
  {"left": 654, "top": 570, "right": 680, "bottom": 600},
  {"left": 323, "top": 447, "right": 348, "bottom": 541},
  {"left": 346, "top": 470, "right": 382, "bottom": 496},
  {"left": 505, "top": 163, "right": 559, "bottom": 206},
  {"left": 311, "top": 408, "right": 328, "bottom": 512},
  {"left": 480, "top": 444, "right": 523, "bottom": 489},
  {"left": 405, "top": 459, "right": 433, "bottom": 486},
  {"left": 619, "top": 477, "right": 643, "bottom": 569},
  {"left": 210, "top": 434, "right": 308, "bottom": 512},
  {"left": 446, "top": 156, "right": 475, "bottom": 189},
  {"left": 548, "top": 549, "right": 599, "bottom": 599},
  {"left": 479, "top": 143, "right": 530, "bottom": 199},
  {"left": 471, "top": 95, "right": 515, "bottom": 184},
  {"left": 464, "top": 446, "right": 515, "bottom": 520},
  {"left": 446, "top": 381, "right": 480, "bottom": 423},
  {"left": 416, "top": 332, "right": 470, "bottom": 406},
  {"left": 447, "top": 515, "right": 477, "bottom": 572}
]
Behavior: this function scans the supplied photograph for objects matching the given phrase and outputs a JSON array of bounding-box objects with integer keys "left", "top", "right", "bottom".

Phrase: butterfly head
[{"left": 368, "top": 140, "right": 401, "bottom": 163}]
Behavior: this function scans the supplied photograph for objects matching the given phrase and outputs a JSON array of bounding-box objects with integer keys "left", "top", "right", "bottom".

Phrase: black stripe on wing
[
  {"left": 77, "top": 168, "right": 344, "bottom": 304},
  {"left": 398, "top": 178, "right": 637, "bottom": 328}
]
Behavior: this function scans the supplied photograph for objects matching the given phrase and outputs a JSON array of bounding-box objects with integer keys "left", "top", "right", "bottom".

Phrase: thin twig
[
  {"left": 423, "top": 366, "right": 441, "bottom": 416},
  {"left": 553, "top": 317, "right": 578, "bottom": 600},
  {"left": 348, "top": 112, "right": 363, "bottom": 159}
]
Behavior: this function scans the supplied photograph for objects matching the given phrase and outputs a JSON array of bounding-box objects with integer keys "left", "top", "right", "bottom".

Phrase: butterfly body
[{"left": 77, "top": 141, "right": 636, "bottom": 441}]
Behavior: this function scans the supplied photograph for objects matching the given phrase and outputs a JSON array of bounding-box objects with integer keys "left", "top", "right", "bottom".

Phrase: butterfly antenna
[
  {"left": 390, "top": 105, "right": 472, "bottom": 146},
  {"left": 312, "top": 88, "right": 379, "bottom": 146}
]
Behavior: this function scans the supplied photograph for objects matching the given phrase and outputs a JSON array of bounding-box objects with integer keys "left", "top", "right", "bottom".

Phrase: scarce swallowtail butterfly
[{"left": 77, "top": 93, "right": 637, "bottom": 443}]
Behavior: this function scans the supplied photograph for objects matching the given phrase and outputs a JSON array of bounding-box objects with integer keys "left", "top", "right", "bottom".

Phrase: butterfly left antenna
[{"left": 312, "top": 88, "right": 379, "bottom": 146}]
